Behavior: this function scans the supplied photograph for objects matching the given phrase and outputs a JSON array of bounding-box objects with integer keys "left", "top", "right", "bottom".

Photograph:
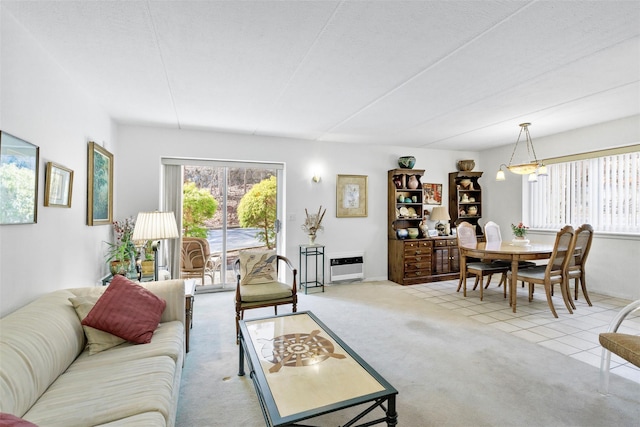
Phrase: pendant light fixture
[
  {"left": 496, "top": 122, "right": 547, "bottom": 181},
  {"left": 506, "top": 122, "right": 539, "bottom": 174}
]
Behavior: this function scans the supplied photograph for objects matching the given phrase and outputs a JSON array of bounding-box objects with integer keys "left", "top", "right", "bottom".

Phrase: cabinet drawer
[
  {"left": 405, "top": 261, "right": 432, "bottom": 271},
  {"left": 404, "top": 269, "right": 430, "bottom": 279},
  {"left": 434, "top": 239, "right": 457, "bottom": 247},
  {"left": 404, "top": 240, "right": 432, "bottom": 256}
]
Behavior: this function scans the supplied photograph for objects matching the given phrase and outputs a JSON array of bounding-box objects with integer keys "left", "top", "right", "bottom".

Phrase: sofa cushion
[
  {"left": 0, "top": 290, "right": 85, "bottom": 417},
  {"left": 70, "top": 321, "right": 184, "bottom": 369},
  {"left": 22, "top": 356, "right": 176, "bottom": 427},
  {"left": 82, "top": 275, "right": 166, "bottom": 344},
  {"left": 69, "top": 295, "right": 126, "bottom": 355},
  {"left": 240, "top": 249, "right": 278, "bottom": 285}
]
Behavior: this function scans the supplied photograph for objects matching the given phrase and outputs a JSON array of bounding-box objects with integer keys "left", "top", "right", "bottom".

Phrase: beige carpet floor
[{"left": 176, "top": 281, "right": 639, "bottom": 426}]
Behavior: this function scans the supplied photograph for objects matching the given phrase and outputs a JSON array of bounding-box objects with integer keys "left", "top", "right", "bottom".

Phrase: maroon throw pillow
[
  {"left": 82, "top": 275, "right": 166, "bottom": 344},
  {"left": 0, "top": 413, "right": 38, "bottom": 427}
]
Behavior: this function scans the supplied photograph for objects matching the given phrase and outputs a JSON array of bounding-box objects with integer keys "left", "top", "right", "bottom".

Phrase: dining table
[{"left": 459, "top": 241, "right": 554, "bottom": 312}]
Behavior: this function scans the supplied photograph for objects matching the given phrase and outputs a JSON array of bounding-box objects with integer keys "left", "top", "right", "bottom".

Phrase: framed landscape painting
[
  {"left": 45, "top": 162, "right": 73, "bottom": 208},
  {"left": 336, "top": 174, "right": 368, "bottom": 217},
  {"left": 87, "top": 141, "right": 113, "bottom": 226},
  {"left": 0, "top": 131, "right": 39, "bottom": 225}
]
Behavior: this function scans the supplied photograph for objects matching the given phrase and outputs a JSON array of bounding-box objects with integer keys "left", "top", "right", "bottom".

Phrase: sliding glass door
[{"left": 163, "top": 158, "right": 283, "bottom": 291}]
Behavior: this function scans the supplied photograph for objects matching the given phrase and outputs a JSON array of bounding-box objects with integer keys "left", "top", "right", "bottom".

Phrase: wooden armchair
[
  {"left": 180, "top": 237, "right": 220, "bottom": 285},
  {"left": 234, "top": 249, "right": 297, "bottom": 343}
]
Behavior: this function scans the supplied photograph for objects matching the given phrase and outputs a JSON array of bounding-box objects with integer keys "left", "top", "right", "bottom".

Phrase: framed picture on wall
[
  {"left": 44, "top": 162, "right": 73, "bottom": 208},
  {"left": 336, "top": 174, "right": 368, "bottom": 217},
  {"left": 423, "top": 183, "right": 442, "bottom": 205},
  {"left": 87, "top": 141, "right": 113, "bottom": 226},
  {"left": 0, "top": 131, "right": 39, "bottom": 225}
]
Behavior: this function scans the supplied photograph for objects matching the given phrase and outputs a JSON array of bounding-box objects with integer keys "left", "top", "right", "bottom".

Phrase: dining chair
[
  {"left": 507, "top": 225, "right": 576, "bottom": 318},
  {"left": 567, "top": 223, "right": 594, "bottom": 306},
  {"left": 180, "top": 237, "right": 220, "bottom": 285},
  {"left": 234, "top": 249, "right": 297, "bottom": 343},
  {"left": 484, "top": 221, "right": 536, "bottom": 289},
  {"left": 457, "top": 221, "right": 509, "bottom": 300}
]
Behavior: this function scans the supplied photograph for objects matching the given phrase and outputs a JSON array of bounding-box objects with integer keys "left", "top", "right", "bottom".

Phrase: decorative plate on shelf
[
  {"left": 399, "top": 207, "right": 409, "bottom": 217},
  {"left": 407, "top": 207, "right": 417, "bottom": 217}
]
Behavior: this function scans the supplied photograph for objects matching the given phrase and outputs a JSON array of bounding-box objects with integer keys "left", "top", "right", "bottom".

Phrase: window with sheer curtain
[{"left": 527, "top": 151, "right": 640, "bottom": 234}]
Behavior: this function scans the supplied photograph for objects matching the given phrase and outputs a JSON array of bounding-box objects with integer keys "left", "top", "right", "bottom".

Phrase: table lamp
[
  {"left": 429, "top": 206, "right": 451, "bottom": 236},
  {"left": 132, "top": 211, "right": 180, "bottom": 281}
]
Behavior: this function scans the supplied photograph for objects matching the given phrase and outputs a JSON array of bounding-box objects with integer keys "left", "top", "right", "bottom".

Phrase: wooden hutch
[
  {"left": 387, "top": 169, "right": 459, "bottom": 285},
  {"left": 448, "top": 171, "right": 484, "bottom": 237}
]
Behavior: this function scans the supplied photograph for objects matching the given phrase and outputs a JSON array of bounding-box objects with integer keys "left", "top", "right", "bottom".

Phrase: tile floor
[{"left": 401, "top": 278, "right": 640, "bottom": 385}]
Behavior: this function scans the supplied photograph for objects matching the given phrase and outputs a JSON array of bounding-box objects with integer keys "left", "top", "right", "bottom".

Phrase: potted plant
[
  {"left": 140, "top": 240, "right": 155, "bottom": 277},
  {"left": 106, "top": 217, "right": 137, "bottom": 276}
]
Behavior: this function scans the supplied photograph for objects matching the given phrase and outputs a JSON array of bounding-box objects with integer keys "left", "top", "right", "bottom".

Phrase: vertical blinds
[{"left": 529, "top": 152, "right": 640, "bottom": 233}]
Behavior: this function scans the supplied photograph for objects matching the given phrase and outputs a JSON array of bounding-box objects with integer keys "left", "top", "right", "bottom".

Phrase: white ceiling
[{"left": 3, "top": 0, "right": 639, "bottom": 151}]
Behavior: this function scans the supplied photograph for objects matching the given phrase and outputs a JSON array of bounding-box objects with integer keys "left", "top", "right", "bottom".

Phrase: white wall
[
  {"left": 0, "top": 12, "right": 115, "bottom": 316},
  {"left": 481, "top": 116, "right": 640, "bottom": 300},
  {"left": 116, "top": 125, "right": 479, "bottom": 284}
]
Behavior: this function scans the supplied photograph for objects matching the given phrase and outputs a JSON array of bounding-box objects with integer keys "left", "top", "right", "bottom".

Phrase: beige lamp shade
[
  {"left": 132, "top": 211, "right": 179, "bottom": 242},
  {"left": 429, "top": 206, "right": 450, "bottom": 222}
]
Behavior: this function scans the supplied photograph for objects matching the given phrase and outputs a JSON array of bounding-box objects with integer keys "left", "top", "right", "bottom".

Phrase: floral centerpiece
[
  {"left": 301, "top": 206, "right": 326, "bottom": 245},
  {"left": 511, "top": 222, "right": 529, "bottom": 238}
]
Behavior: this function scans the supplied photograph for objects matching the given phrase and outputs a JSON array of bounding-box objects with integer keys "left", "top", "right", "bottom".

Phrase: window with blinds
[{"left": 528, "top": 151, "right": 640, "bottom": 234}]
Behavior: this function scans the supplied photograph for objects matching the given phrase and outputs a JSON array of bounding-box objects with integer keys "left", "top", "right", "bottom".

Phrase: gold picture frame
[
  {"left": 336, "top": 174, "right": 368, "bottom": 218},
  {"left": 87, "top": 141, "right": 113, "bottom": 226},
  {"left": 44, "top": 162, "right": 73, "bottom": 208},
  {"left": 0, "top": 131, "right": 39, "bottom": 225}
]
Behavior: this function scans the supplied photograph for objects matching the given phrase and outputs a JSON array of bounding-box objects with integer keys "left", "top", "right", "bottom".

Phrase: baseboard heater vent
[{"left": 329, "top": 253, "right": 364, "bottom": 283}]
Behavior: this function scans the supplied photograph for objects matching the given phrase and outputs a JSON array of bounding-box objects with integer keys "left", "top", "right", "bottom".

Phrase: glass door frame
[{"left": 161, "top": 157, "right": 285, "bottom": 289}]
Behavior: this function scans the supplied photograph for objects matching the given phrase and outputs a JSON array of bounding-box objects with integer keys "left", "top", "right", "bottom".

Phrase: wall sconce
[{"left": 312, "top": 173, "right": 321, "bottom": 183}]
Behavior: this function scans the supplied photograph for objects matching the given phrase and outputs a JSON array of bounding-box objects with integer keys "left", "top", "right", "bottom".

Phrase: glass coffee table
[{"left": 238, "top": 311, "right": 398, "bottom": 426}]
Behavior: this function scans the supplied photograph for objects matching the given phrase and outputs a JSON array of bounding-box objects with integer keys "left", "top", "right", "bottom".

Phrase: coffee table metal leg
[
  {"left": 238, "top": 334, "right": 245, "bottom": 377},
  {"left": 386, "top": 395, "right": 397, "bottom": 426}
]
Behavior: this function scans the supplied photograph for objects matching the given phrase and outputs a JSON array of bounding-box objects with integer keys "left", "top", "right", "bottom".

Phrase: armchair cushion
[
  {"left": 69, "top": 295, "right": 126, "bottom": 355},
  {"left": 239, "top": 249, "right": 278, "bottom": 285},
  {"left": 239, "top": 281, "right": 293, "bottom": 303},
  {"left": 82, "top": 275, "right": 166, "bottom": 344}
]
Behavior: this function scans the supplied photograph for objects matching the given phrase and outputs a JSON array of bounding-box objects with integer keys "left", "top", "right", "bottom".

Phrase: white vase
[
  {"left": 308, "top": 234, "right": 317, "bottom": 245},
  {"left": 512, "top": 237, "right": 530, "bottom": 246}
]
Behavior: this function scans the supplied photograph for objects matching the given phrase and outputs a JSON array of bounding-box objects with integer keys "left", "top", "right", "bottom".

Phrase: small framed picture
[
  {"left": 428, "top": 230, "right": 439, "bottom": 237},
  {"left": 336, "top": 174, "right": 368, "bottom": 218},
  {"left": 44, "top": 162, "right": 73, "bottom": 208},
  {"left": 0, "top": 131, "right": 39, "bottom": 225},
  {"left": 423, "top": 183, "right": 443, "bottom": 205}
]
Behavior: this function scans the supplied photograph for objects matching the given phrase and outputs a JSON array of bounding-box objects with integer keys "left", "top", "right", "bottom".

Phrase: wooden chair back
[
  {"left": 546, "top": 225, "right": 576, "bottom": 276},
  {"left": 572, "top": 224, "right": 594, "bottom": 268}
]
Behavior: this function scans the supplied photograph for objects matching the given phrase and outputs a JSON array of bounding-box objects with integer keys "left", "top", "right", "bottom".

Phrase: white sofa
[{"left": 0, "top": 279, "right": 185, "bottom": 426}]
